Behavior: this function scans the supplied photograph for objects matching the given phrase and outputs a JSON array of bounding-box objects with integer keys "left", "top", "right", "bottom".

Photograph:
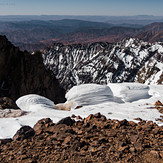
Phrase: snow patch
[
  {"left": 16, "top": 94, "right": 55, "bottom": 111},
  {"left": 66, "top": 84, "right": 114, "bottom": 109},
  {"left": 108, "top": 83, "right": 151, "bottom": 102}
]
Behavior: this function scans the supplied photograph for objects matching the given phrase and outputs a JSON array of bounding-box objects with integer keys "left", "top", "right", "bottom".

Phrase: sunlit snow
[{"left": 0, "top": 83, "right": 163, "bottom": 139}]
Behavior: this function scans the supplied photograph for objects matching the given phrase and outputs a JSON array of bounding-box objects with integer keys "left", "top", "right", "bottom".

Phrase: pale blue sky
[{"left": 0, "top": 0, "right": 162, "bottom": 16}]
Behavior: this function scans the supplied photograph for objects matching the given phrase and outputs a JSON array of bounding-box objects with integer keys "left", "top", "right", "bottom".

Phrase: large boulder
[{"left": 13, "top": 126, "right": 35, "bottom": 141}]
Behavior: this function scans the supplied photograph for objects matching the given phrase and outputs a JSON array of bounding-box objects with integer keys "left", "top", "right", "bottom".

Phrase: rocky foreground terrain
[{"left": 0, "top": 112, "right": 162, "bottom": 163}]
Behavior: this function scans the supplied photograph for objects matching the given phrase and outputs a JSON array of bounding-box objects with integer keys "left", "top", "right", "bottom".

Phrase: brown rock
[
  {"left": 129, "top": 147, "right": 135, "bottom": 152},
  {"left": 76, "top": 115, "right": 82, "bottom": 120},
  {"left": 0, "top": 138, "right": 12, "bottom": 145},
  {"left": 71, "top": 114, "right": 76, "bottom": 118},
  {"left": 119, "top": 119, "right": 128, "bottom": 126},
  {"left": 159, "top": 151, "right": 163, "bottom": 158},
  {"left": 130, "top": 135, "right": 138, "bottom": 143},
  {"left": 0, "top": 97, "right": 19, "bottom": 110},
  {"left": 13, "top": 126, "right": 35, "bottom": 141},
  {"left": 94, "top": 112, "right": 102, "bottom": 118},
  {"left": 63, "top": 136, "right": 72, "bottom": 145},
  {"left": 57, "top": 117, "right": 75, "bottom": 126},
  {"left": 134, "top": 142, "right": 143, "bottom": 151},
  {"left": 85, "top": 114, "right": 93, "bottom": 121},
  {"left": 155, "top": 100, "right": 163, "bottom": 106},
  {"left": 150, "top": 150, "right": 159, "bottom": 158},
  {"left": 33, "top": 118, "right": 53, "bottom": 132}
]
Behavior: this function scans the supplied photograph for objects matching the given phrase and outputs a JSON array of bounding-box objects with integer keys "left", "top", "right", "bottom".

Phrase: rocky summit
[
  {"left": 0, "top": 113, "right": 163, "bottom": 162},
  {"left": 42, "top": 38, "right": 163, "bottom": 90},
  {"left": 0, "top": 35, "right": 66, "bottom": 103}
]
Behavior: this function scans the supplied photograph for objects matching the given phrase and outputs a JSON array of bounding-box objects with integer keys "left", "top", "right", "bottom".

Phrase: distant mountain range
[
  {"left": 0, "top": 19, "right": 162, "bottom": 52},
  {"left": 0, "top": 15, "right": 163, "bottom": 24}
]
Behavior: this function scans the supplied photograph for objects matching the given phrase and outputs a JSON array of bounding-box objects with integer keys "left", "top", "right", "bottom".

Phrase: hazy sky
[{"left": 0, "top": 0, "right": 162, "bottom": 16}]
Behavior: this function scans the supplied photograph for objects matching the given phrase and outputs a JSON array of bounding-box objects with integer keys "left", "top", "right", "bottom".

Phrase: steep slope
[
  {"left": 136, "top": 47, "right": 163, "bottom": 84},
  {"left": 137, "top": 22, "right": 163, "bottom": 42},
  {"left": 0, "top": 35, "right": 66, "bottom": 103},
  {"left": 42, "top": 38, "right": 163, "bottom": 90}
]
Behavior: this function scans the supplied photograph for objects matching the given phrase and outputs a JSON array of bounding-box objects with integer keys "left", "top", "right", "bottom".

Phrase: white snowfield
[{"left": 0, "top": 83, "right": 163, "bottom": 139}]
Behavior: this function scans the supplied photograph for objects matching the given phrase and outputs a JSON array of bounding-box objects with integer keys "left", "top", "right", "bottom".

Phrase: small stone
[
  {"left": 71, "top": 114, "right": 76, "bottom": 118},
  {"left": 134, "top": 118, "right": 143, "bottom": 121},
  {"left": 130, "top": 135, "right": 138, "bottom": 143},
  {"left": 119, "top": 119, "right": 128, "bottom": 126},
  {"left": 134, "top": 142, "right": 143, "bottom": 151},
  {"left": 94, "top": 112, "right": 102, "bottom": 118},
  {"left": 76, "top": 115, "right": 82, "bottom": 120},
  {"left": 57, "top": 117, "right": 75, "bottom": 126},
  {"left": 155, "top": 100, "right": 163, "bottom": 106},
  {"left": 159, "top": 151, "right": 163, "bottom": 158},
  {"left": 150, "top": 150, "right": 159, "bottom": 158},
  {"left": 63, "top": 136, "right": 72, "bottom": 145},
  {"left": 129, "top": 147, "right": 135, "bottom": 152},
  {"left": 118, "top": 146, "right": 128, "bottom": 152},
  {"left": 85, "top": 114, "right": 93, "bottom": 121},
  {"left": 128, "top": 121, "right": 136, "bottom": 126}
]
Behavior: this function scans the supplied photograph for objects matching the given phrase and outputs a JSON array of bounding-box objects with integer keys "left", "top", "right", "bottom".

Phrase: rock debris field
[{"left": 0, "top": 111, "right": 163, "bottom": 163}]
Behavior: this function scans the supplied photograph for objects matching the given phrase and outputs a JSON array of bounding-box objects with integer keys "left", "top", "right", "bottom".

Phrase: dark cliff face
[{"left": 0, "top": 35, "right": 66, "bottom": 103}]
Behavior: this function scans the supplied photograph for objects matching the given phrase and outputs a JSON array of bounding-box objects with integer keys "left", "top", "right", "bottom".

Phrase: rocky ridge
[
  {"left": 0, "top": 113, "right": 163, "bottom": 162},
  {"left": 0, "top": 35, "right": 66, "bottom": 103},
  {"left": 42, "top": 38, "right": 163, "bottom": 90}
]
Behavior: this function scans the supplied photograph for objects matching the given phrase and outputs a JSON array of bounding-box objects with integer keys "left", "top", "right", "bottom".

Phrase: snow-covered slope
[
  {"left": 136, "top": 52, "right": 163, "bottom": 84},
  {"left": 0, "top": 83, "right": 163, "bottom": 139},
  {"left": 42, "top": 38, "right": 163, "bottom": 90}
]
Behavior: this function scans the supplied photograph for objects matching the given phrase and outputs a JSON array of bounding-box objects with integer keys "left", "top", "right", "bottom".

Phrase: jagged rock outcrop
[
  {"left": 136, "top": 51, "right": 163, "bottom": 84},
  {"left": 0, "top": 97, "right": 19, "bottom": 110},
  {"left": 0, "top": 35, "right": 66, "bottom": 103},
  {"left": 42, "top": 38, "right": 163, "bottom": 90},
  {"left": 0, "top": 114, "right": 163, "bottom": 162}
]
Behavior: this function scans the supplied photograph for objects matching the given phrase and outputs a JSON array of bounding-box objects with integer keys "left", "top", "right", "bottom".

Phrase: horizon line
[{"left": 0, "top": 14, "right": 163, "bottom": 17}]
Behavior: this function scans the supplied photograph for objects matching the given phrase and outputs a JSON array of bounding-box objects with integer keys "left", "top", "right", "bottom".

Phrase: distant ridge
[{"left": 0, "top": 19, "right": 162, "bottom": 52}]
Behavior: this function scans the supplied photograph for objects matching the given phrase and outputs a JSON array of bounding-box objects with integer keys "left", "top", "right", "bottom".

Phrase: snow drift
[
  {"left": 65, "top": 84, "right": 114, "bottom": 109},
  {"left": 108, "top": 83, "right": 151, "bottom": 102},
  {"left": 0, "top": 83, "right": 162, "bottom": 139},
  {"left": 16, "top": 94, "right": 55, "bottom": 111}
]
